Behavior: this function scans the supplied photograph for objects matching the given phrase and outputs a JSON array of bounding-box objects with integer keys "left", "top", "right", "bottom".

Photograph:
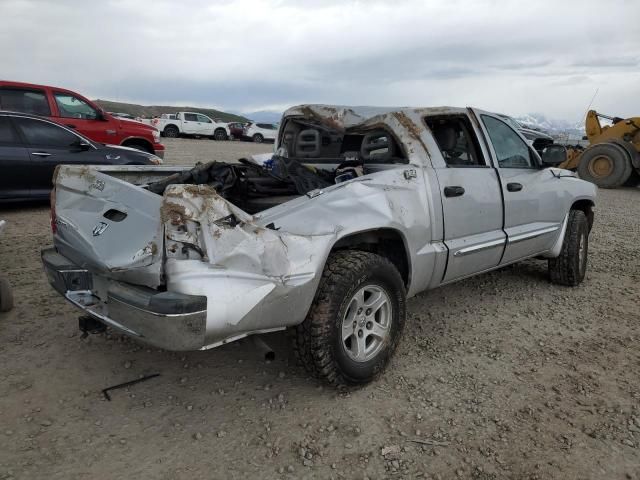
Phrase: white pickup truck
[
  {"left": 146, "top": 112, "right": 230, "bottom": 140},
  {"left": 42, "top": 104, "right": 596, "bottom": 386}
]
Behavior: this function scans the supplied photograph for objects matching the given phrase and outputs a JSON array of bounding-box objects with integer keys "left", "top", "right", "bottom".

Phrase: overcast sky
[{"left": 1, "top": 0, "right": 639, "bottom": 122}]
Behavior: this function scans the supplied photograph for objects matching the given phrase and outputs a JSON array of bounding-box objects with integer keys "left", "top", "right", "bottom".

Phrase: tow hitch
[{"left": 79, "top": 315, "right": 106, "bottom": 338}]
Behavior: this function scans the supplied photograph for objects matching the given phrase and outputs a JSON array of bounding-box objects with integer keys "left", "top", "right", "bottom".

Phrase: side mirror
[
  {"left": 541, "top": 144, "right": 567, "bottom": 167},
  {"left": 96, "top": 110, "right": 108, "bottom": 121},
  {"left": 71, "top": 140, "right": 92, "bottom": 151}
]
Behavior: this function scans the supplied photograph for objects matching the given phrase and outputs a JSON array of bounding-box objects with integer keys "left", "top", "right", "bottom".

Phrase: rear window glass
[
  {"left": 0, "top": 88, "right": 51, "bottom": 116},
  {"left": 256, "top": 123, "right": 275, "bottom": 129},
  {"left": 0, "top": 116, "right": 20, "bottom": 144}
]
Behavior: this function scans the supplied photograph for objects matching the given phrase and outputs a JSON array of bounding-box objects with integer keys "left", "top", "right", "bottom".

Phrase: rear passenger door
[
  {"left": 473, "top": 111, "right": 566, "bottom": 264},
  {"left": 425, "top": 113, "right": 506, "bottom": 282},
  {"left": 0, "top": 116, "right": 31, "bottom": 200}
]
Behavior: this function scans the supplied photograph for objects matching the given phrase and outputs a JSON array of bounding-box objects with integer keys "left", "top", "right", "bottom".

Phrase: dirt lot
[{"left": 0, "top": 138, "right": 639, "bottom": 480}]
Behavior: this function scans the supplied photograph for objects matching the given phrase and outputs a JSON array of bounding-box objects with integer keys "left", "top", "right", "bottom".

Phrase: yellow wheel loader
[{"left": 559, "top": 110, "right": 640, "bottom": 188}]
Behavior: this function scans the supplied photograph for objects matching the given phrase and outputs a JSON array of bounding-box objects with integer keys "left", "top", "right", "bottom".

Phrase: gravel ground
[{"left": 0, "top": 138, "right": 639, "bottom": 480}]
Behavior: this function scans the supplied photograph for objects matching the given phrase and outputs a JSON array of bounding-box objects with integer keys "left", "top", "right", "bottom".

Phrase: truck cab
[{"left": 0, "top": 81, "right": 165, "bottom": 158}]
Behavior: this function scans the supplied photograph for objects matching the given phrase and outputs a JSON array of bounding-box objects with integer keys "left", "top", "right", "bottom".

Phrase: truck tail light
[{"left": 50, "top": 188, "right": 57, "bottom": 234}]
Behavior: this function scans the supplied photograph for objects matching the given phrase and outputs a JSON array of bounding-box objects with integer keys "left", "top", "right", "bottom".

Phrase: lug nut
[
  {"left": 365, "top": 308, "right": 372, "bottom": 316},
  {"left": 366, "top": 321, "right": 372, "bottom": 330},
  {"left": 358, "top": 330, "right": 363, "bottom": 337},
  {"left": 357, "top": 308, "right": 363, "bottom": 315}
]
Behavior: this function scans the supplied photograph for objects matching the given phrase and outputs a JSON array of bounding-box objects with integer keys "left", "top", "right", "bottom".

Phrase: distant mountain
[
  {"left": 238, "top": 110, "right": 282, "bottom": 123},
  {"left": 513, "top": 113, "right": 586, "bottom": 144},
  {"left": 94, "top": 99, "right": 249, "bottom": 123},
  {"left": 514, "top": 113, "right": 585, "bottom": 135}
]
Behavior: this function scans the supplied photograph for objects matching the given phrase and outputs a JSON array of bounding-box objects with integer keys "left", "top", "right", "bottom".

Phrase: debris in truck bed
[{"left": 147, "top": 157, "right": 331, "bottom": 196}]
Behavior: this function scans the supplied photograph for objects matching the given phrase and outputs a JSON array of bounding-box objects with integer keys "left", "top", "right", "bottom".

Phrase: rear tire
[
  {"left": 577, "top": 142, "right": 632, "bottom": 188},
  {"left": 253, "top": 133, "right": 264, "bottom": 143},
  {"left": 292, "top": 250, "right": 406, "bottom": 386},
  {"left": 0, "top": 277, "right": 13, "bottom": 312},
  {"left": 164, "top": 125, "right": 179, "bottom": 138},
  {"left": 548, "top": 210, "right": 589, "bottom": 286}
]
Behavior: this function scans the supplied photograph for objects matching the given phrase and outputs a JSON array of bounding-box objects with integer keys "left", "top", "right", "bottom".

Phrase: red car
[{"left": 0, "top": 81, "right": 164, "bottom": 158}]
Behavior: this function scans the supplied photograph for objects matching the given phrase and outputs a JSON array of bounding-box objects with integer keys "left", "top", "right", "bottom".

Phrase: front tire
[
  {"left": 214, "top": 129, "right": 228, "bottom": 141},
  {"left": 548, "top": 210, "right": 589, "bottom": 286},
  {"left": 125, "top": 143, "right": 152, "bottom": 154},
  {"left": 292, "top": 250, "right": 406, "bottom": 385}
]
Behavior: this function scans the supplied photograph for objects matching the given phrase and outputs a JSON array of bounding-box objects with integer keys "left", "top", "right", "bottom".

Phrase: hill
[{"left": 94, "top": 99, "right": 249, "bottom": 123}]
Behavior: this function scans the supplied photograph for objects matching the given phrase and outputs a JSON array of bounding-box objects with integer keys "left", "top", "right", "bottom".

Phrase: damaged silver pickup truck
[{"left": 42, "top": 105, "right": 597, "bottom": 385}]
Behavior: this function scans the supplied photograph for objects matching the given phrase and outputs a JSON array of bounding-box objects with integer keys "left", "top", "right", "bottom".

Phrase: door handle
[
  {"left": 507, "top": 182, "right": 523, "bottom": 192},
  {"left": 65, "top": 124, "right": 77, "bottom": 129},
  {"left": 444, "top": 186, "right": 465, "bottom": 197},
  {"left": 32, "top": 152, "right": 52, "bottom": 157}
]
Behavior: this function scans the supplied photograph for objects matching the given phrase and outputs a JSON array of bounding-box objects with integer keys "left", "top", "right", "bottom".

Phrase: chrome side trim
[
  {"left": 508, "top": 225, "right": 560, "bottom": 244},
  {"left": 453, "top": 238, "right": 505, "bottom": 257}
]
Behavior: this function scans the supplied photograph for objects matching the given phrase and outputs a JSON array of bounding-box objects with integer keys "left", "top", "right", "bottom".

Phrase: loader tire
[
  {"left": 0, "top": 277, "right": 13, "bottom": 312},
  {"left": 548, "top": 209, "right": 589, "bottom": 287},
  {"left": 577, "top": 143, "right": 632, "bottom": 188},
  {"left": 291, "top": 250, "right": 406, "bottom": 386}
]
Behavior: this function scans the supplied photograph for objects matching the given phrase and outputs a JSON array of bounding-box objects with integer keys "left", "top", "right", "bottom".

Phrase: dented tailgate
[{"left": 53, "top": 165, "right": 164, "bottom": 288}]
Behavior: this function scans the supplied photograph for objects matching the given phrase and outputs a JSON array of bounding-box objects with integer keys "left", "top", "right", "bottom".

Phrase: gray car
[{"left": 42, "top": 104, "right": 596, "bottom": 385}]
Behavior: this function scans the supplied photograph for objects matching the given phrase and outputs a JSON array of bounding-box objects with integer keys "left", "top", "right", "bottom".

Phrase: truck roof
[{"left": 282, "top": 104, "right": 471, "bottom": 129}]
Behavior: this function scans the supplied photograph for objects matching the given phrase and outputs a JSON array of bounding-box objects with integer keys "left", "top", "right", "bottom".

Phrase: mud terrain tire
[
  {"left": 292, "top": 250, "right": 406, "bottom": 385},
  {"left": 548, "top": 209, "right": 589, "bottom": 286}
]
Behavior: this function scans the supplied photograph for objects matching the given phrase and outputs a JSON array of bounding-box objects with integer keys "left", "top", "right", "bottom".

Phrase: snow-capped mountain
[{"left": 513, "top": 113, "right": 585, "bottom": 136}]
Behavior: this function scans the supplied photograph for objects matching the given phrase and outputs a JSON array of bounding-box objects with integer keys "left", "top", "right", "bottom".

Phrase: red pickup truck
[{"left": 0, "top": 81, "right": 165, "bottom": 158}]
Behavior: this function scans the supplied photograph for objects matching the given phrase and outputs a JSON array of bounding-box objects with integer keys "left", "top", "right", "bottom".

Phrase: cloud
[{"left": 0, "top": 0, "right": 639, "bottom": 120}]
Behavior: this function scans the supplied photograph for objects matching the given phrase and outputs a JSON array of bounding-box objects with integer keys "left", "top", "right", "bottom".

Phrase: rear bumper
[{"left": 41, "top": 247, "right": 207, "bottom": 351}]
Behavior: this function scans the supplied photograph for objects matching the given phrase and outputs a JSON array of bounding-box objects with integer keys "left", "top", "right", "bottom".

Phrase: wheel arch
[
  {"left": 571, "top": 198, "right": 595, "bottom": 231},
  {"left": 121, "top": 137, "right": 153, "bottom": 153},
  {"left": 329, "top": 228, "right": 411, "bottom": 289}
]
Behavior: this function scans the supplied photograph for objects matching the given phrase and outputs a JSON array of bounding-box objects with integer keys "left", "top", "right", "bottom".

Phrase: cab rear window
[{"left": 0, "top": 88, "right": 51, "bottom": 116}]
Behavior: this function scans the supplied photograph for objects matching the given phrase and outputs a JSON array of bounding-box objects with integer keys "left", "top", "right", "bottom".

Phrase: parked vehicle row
[
  {"left": 0, "top": 111, "right": 161, "bottom": 202},
  {"left": 141, "top": 114, "right": 279, "bottom": 143},
  {"left": 0, "top": 81, "right": 165, "bottom": 157}
]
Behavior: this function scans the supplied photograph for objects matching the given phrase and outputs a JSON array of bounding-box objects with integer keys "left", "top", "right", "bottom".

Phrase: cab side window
[
  {"left": 184, "top": 113, "right": 198, "bottom": 121},
  {"left": 0, "top": 88, "right": 51, "bottom": 116},
  {"left": 481, "top": 115, "right": 536, "bottom": 168},
  {"left": 54, "top": 93, "right": 98, "bottom": 120},
  {"left": 196, "top": 114, "right": 211, "bottom": 123},
  {"left": 425, "top": 115, "right": 485, "bottom": 167}
]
